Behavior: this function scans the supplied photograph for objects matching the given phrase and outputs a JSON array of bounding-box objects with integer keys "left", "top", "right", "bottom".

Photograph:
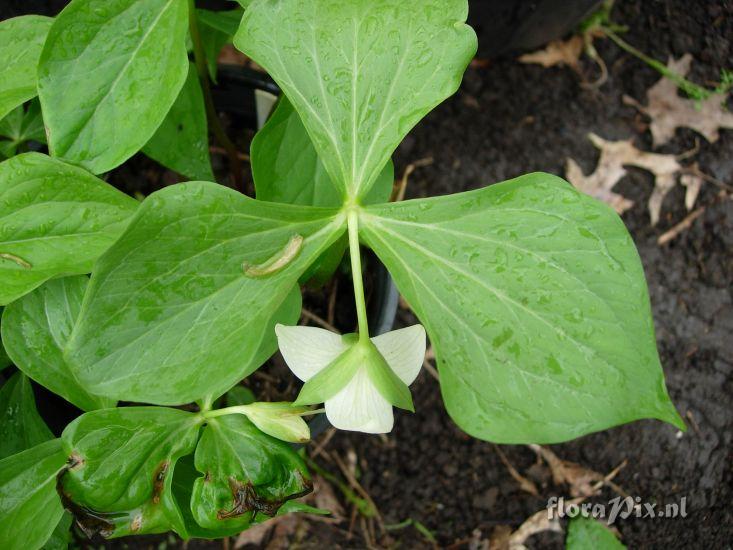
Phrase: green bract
[
  {"left": 253, "top": 97, "right": 394, "bottom": 207},
  {"left": 360, "top": 174, "right": 683, "bottom": 443},
  {"left": 38, "top": 0, "right": 189, "bottom": 174},
  {"left": 65, "top": 182, "right": 345, "bottom": 404},
  {"left": 236, "top": 0, "right": 477, "bottom": 200},
  {"left": 0, "top": 153, "right": 138, "bottom": 305}
]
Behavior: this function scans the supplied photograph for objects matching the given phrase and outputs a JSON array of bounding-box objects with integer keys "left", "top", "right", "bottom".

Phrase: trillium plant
[{"left": 0, "top": 0, "right": 683, "bottom": 546}]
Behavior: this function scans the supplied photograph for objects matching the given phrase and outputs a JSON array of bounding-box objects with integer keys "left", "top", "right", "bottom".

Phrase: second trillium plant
[{"left": 0, "top": 0, "right": 682, "bottom": 546}]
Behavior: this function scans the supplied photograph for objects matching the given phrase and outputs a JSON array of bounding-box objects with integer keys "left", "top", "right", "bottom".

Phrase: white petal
[
  {"left": 275, "top": 324, "right": 349, "bottom": 382},
  {"left": 325, "top": 368, "right": 394, "bottom": 433},
  {"left": 371, "top": 324, "right": 426, "bottom": 385}
]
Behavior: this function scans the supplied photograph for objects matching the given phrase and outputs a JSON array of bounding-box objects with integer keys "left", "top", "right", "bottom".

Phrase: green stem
[
  {"left": 347, "top": 209, "right": 370, "bottom": 341},
  {"left": 187, "top": 0, "right": 243, "bottom": 190},
  {"left": 203, "top": 405, "right": 248, "bottom": 419},
  {"left": 202, "top": 405, "right": 325, "bottom": 419},
  {"left": 601, "top": 27, "right": 710, "bottom": 100}
]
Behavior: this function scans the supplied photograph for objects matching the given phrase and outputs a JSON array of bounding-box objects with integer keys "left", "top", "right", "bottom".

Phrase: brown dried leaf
[
  {"left": 519, "top": 35, "right": 584, "bottom": 70},
  {"left": 565, "top": 133, "right": 683, "bottom": 225},
  {"left": 507, "top": 508, "right": 563, "bottom": 549},
  {"left": 624, "top": 54, "right": 733, "bottom": 146},
  {"left": 529, "top": 445, "right": 618, "bottom": 498}
]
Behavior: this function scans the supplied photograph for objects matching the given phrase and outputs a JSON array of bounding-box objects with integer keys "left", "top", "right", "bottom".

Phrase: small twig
[
  {"left": 327, "top": 278, "right": 339, "bottom": 327},
  {"left": 685, "top": 410, "right": 702, "bottom": 436},
  {"left": 493, "top": 445, "right": 539, "bottom": 496},
  {"left": 675, "top": 138, "right": 701, "bottom": 161},
  {"left": 679, "top": 166, "right": 733, "bottom": 193},
  {"left": 309, "top": 427, "right": 337, "bottom": 459},
  {"left": 332, "top": 452, "right": 384, "bottom": 533},
  {"left": 300, "top": 308, "right": 339, "bottom": 332},
  {"left": 657, "top": 206, "right": 707, "bottom": 245},
  {"left": 209, "top": 146, "right": 250, "bottom": 162},
  {"left": 422, "top": 358, "right": 440, "bottom": 381},
  {"left": 393, "top": 157, "right": 434, "bottom": 202}
]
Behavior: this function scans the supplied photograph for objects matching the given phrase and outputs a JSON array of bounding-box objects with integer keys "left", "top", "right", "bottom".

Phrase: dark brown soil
[{"left": 3, "top": 0, "right": 731, "bottom": 548}]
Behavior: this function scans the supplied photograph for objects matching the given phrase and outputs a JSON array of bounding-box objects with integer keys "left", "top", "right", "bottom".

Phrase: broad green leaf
[
  {"left": 0, "top": 99, "right": 46, "bottom": 159},
  {"left": 566, "top": 516, "right": 626, "bottom": 549},
  {"left": 42, "top": 512, "right": 73, "bottom": 550},
  {"left": 253, "top": 96, "right": 394, "bottom": 207},
  {"left": 37, "top": 0, "right": 189, "bottom": 174},
  {"left": 0, "top": 439, "right": 67, "bottom": 550},
  {"left": 59, "top": 407, "right": 201, "bottom": 538},
  {"left": 1, "top": 276, "right": 115, "bottom": 411},
  {"left": 191, "top": 415, "right": 311, "bottom": 531},
  {"left": 0, "top": 153, "right": 138, "bottom": 305},
  {"left": 235, "top": 0, "right": 476, "bottom": 199},
  {"left": 0, "top": 372, "right": 53, "bottom": 459},
  {"left": 0, "top": 16, "right": 53, "bottom": 121},
  {"left": 360, "top": 173, "right": 683, "bottom": 443},
  {"left": 66, "top": 182, "right": 345, "bottom": 405},
  {"left": 143, "top": 63, "right": 214, "bottom": 181}
]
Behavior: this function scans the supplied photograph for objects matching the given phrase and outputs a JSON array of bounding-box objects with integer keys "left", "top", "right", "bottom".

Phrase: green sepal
[
  {"left": 293, "top": 334, "right": 361, "bottom": 406},
  {"left": 362, "top": 340, "right": 414, "bottom": 412},
  {"left": 239, "top": 402, "right": 311, "bottom": 443}
]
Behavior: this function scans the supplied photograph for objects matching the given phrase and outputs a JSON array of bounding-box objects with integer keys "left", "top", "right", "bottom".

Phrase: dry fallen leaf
[
  {"left": 624, "top": 54, "right": 733, "bottom": 146},
  {"left": 528, "top": 445, "right": 626, "bottom": 499},
  {"left": 519, "top": 35, "right": 585, "bottom": 70},
  {"left": 565, "top": 133, "right": 684, "bottom": 225},
  {"left": 506, "top": 508, "right": 563, "bottom": 550},
  {"left": 680, "top": 164, "right": 704, "bottom": 211}
]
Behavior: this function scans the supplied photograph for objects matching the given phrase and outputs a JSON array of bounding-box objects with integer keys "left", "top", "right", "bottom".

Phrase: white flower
[{"left": 275, "top": 324, "right": 426, "bottom": 434}]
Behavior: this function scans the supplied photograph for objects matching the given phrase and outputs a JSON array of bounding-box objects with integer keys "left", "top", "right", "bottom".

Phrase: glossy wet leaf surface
[
  {"left": 38, "top": 0, "right": 189, "bottom": 174},
  {"left": 59, "top": 407, "right": 201, "bottom": 538},
  {"left": 143, "top": 63, "right": 214, "bottom": 181},
  {"left": 0, "top": 439, "right": 66, "bottom": 550},
  {"left": 566, "top": 516, "right": 626, "bottom": 549},
  {"left": 361, "top": 173, "right": 683, "bottom": 443},
  {"left": 0, "top": 372, "right": 53, "bottom": 459},
  {"left": 0, "top": 153, "right": 138, "bottom": 305},
  {"left": 191, "top": 415, "right": 311, "bottom": 532},
  {"left": 2, "top": 276, "right": 114, "bottom": 411},
  {"left": 0, "top": 15, "right": 53, "bottom": 121},
  {"left": 236, "top": 0, "right": 476, "bottom": 199},
  {"left": 66, "top": 182, "right": 345, "bottom": 405},
  {"left": 253, "top": 96, "right": 394, "bottom": 207}
]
